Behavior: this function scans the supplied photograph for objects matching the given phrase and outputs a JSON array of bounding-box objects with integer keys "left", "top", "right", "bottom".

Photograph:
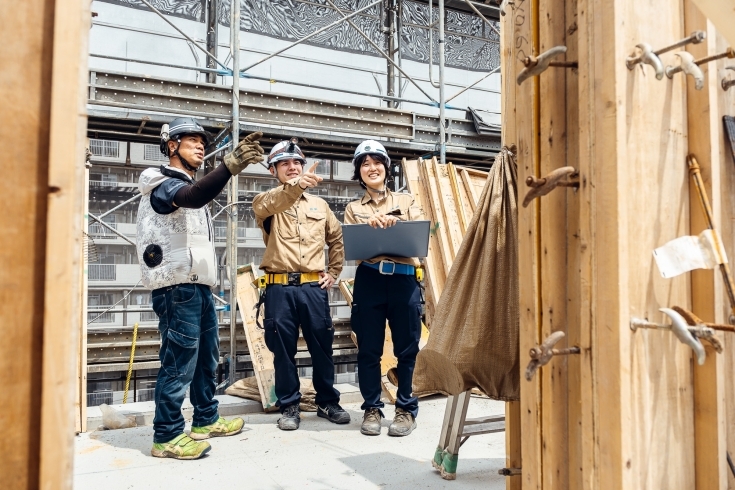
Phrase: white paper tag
[{"left": 653, "top": 229, "right": 726, "bottom": 279}]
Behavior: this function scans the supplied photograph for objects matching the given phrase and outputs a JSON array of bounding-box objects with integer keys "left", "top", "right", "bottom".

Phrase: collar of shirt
[{"left": 359, "top": 187, "right": 391, "bottom": 205}]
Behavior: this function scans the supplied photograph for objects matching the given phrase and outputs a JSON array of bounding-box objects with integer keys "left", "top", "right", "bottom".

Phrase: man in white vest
[{"left": 136, "top": 117, "right": 264, "bottom": 460}]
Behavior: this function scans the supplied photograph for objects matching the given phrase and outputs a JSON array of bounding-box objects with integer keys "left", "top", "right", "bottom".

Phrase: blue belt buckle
[{"left": 378, "top": 260, "right": 396, "bottom": 275}]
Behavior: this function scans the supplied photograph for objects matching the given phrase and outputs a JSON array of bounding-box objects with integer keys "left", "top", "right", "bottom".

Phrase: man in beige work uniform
[{"left": 252, "top": 139, "right": 349, "bottom": 431}]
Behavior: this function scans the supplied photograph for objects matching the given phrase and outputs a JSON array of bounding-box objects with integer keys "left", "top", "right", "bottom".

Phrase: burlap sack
[
  {"left": 225, "top": 377, "right": 318, "bottom": 411},
  {"left": 413, "top": 146, "right": 519, "bottom": 400}
]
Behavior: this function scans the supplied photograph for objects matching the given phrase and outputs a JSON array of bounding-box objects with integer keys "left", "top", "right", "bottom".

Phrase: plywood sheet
[{"left": 236, "top": 265, "right": 278, "bottom": 412}]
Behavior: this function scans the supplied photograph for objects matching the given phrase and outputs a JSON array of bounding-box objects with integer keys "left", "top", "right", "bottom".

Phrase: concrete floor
[{"left": 74, "top": 395, "right": 506, "bottom": 489}]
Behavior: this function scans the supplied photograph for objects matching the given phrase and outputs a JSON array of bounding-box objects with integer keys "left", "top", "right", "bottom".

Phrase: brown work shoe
[
  {"left": 360, "top": 408, "right": 383, "bottom": 436},
  {"left": 388, "top": 408, "right": 416, "bottom": 437}
]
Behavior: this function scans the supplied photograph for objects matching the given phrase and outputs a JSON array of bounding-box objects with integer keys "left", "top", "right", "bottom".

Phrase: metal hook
[
  {"left": 522, "top": 166, "right": 579, "bottom": 208},
  {"left": 525, "top": 331, "right": 580, "bottom": 381}
]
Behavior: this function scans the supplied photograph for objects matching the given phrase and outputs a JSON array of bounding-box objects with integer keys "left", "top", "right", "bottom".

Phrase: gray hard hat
[{"left": 160, "top": 117, "right": 212, "bottom": 156}]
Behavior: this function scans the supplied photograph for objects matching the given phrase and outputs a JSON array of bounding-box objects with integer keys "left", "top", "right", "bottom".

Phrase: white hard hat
[
  {"left": 352, "top": 140, "right": 390, "bottom": 166},
  {"left": 267, "top": 138, "right": 306, "bottom": 168}
]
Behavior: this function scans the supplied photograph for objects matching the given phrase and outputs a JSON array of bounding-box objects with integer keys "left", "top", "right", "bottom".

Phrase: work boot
[
  {"left": 277, "top": 404, "right": 301, "bottom": 431},
  {"left": 388, "top": 408, "right": 417, "bottom": 437},
  {"left": 360, "top": 408, "right": 384, "bottom": 436},
  {"left": 317, "top": 402, "right": 351, "bottom": 424},
  {"left": 151, "top": 434, "right": 211, "bottom": 460},
  {"left": 189, "top": 416, "right": 244, "bottom": 440}
]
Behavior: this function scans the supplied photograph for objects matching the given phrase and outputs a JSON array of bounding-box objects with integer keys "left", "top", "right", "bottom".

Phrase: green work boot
[
  {"left": 189, "top": 416, "right": 245, "bottom": 440},
  {"left": 151, "top": 434, "right": 211, "bottom": 460}
]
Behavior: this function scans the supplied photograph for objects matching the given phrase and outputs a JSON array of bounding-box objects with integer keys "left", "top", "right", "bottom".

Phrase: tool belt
[
  {"left": 253, "top": 271, "right": 321, "bottom": 290},
  {"left": 362, "top": 260, "right": 423, "bottom": 281}
]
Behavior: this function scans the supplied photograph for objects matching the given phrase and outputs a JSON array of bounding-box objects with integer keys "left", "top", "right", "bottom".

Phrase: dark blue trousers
[
  {"left": 263, "top": 282, "right": 340, "bottom": 412},
  {"left": 350, "top": 264, "right": 422, "bottom": 417},
  {"left": 151, "top": 284, "right": 220, "bottom": 443}
]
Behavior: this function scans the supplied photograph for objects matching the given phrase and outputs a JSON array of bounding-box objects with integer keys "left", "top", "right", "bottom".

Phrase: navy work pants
[
  {"left": 151, "top": 283, "right": 220, "bottom": 443},
  {"left": 263, "top": 282, "right": 340, "bottom": 412},
  {"left": 350, "top": 264, "right": 422, "bottom": 417}
]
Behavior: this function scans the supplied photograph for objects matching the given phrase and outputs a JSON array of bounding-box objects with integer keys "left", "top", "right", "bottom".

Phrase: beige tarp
[
  {"left": 413, "top": 146, "right": 519, "bottom": 400},
  {"left": 225, "top": 377, "right": 318, "bottom": 411}
]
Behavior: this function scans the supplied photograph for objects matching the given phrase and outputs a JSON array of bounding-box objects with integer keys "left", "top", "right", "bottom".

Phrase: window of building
[
  {"left": 89, "top": 139, "right": 119, "bottom": 158},
  {"left": 144, "top": 144, "right": 169, "bottom": 162}
]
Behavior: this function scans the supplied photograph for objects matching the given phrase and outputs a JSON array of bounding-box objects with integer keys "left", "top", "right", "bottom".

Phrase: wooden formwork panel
[{"left": 500, "top": 0, "right": 735, "bottom": 488}]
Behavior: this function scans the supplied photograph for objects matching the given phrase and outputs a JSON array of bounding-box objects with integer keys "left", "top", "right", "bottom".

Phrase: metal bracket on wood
[
  {"left": 630, "top": 308, "right": 712, "bottom": 365},
  {"left": 666, "top": 47, "right": 735, "bottom": 91},
  {"left": 517, "top": 46, "right": 577, "bottom": 85},
  {"left": 722, "top": 66, "right": 735, "bottom": 91},
  {"left": 626, "top": 31, "right": 706, "bottom": 80},
  {"left": 498, "top": 0, "right": 513, "bottom": 16},
  {"left": 522, "top": 166, "right": 579, "bottom": 208},
  {"left": 525, "top": 331, "right": 580, "bottom": 381}
]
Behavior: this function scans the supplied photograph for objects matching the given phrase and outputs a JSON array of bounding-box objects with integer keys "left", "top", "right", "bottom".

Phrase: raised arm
[{"left": 252, "top": 179, "right": 305, "bottom": 219}]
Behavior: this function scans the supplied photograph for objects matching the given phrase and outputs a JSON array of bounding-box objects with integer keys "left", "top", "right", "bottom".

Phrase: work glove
[{"left": 224, "top": 131, "right": 265, "bottom": 175}]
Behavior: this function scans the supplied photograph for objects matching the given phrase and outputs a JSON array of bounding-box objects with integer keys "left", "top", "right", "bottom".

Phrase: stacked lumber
[{"left": 401, "top": 157, "right": 489, "bottom": 327}]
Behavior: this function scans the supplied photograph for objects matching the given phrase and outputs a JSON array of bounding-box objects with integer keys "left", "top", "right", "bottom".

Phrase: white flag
[{"left": 653, "top": 229, "right": 727, "bottom": 279}]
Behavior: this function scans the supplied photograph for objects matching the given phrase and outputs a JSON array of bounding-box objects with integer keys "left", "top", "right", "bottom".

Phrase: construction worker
[
  {"left": 253, "top": 139, "right": 349, "bottom": 431},
  {"left": 344, "top": 140, "right": 423, "bottom": 437},
  {"left": 137, "top": 117, "right": 264, "bottom": 460}
]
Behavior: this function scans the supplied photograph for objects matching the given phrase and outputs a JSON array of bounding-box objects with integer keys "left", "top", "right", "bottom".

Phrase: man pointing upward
[{"left": 252, "top": 139, "right": 348, "bottom": 430}]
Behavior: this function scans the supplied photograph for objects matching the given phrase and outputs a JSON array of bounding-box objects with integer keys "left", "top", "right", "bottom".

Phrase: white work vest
[{"left": 136, "top": 166, "right": 217, "bottom": 290}]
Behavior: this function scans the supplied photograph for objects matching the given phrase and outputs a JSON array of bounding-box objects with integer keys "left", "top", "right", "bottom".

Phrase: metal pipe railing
[
  {"left": 228, "top": 0, "right": 241, "bottom": 385},
  {"left": 439, "top": 0, "right": 446, "bottom": 164}
]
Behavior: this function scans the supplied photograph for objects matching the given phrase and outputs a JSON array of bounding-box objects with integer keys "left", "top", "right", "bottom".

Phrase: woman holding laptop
[{"left": 343, "top": 140, "right": 423, "bottom": 437}]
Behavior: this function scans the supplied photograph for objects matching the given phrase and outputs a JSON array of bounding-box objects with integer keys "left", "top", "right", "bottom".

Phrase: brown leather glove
[{"left": 224, "top": 131, "right": 265, "bottom": 175}]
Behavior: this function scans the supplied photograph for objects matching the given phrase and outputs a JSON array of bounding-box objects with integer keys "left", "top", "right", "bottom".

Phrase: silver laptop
[{"left": 341, "top": 221, "right": 431, "bottom": 261}]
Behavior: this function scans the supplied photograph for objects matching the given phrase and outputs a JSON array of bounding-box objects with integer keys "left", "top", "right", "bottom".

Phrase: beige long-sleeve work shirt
[
  {"left": 343, "top": 188, "right": 423, "bottom": 267},
  {"left": 253, "top": 178, "right": 344, "bottom": 279}
]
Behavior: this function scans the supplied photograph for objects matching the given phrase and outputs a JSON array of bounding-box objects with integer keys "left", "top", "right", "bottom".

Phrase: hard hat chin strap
[{"left": 172, "top": 139, "right": 198, "bottom": 173}]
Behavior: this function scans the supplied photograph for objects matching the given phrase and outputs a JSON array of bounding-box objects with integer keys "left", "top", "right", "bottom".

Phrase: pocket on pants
[
  {"left": 173, "top": 284, "right": 197, "bottom": 304},
  {"left": 161, "top": 320, "right": 200, "bottom": 377}
]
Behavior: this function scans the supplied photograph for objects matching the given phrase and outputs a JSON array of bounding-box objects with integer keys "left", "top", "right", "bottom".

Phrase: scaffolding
[{"left": 84, "top": 0, "right": 501, "bottom": 409}]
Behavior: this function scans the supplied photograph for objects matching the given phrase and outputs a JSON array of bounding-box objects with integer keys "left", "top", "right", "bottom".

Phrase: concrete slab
[{"left": 75, "top": 395, "right": 507, "bottom": 489}]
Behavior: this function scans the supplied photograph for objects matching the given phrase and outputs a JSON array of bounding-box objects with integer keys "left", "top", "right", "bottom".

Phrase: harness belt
[
  {"left": 362, "top": 260, "right": 416, "bottom": 276},
  {"left": 253, "top": 271, "right": 321, "bottom": 289},
  {"left": 253, "top": 271, "right": 321, "bottom": 329}
]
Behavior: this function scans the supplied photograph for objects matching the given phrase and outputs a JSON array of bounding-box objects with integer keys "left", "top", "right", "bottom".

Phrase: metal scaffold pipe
[
  {"left": 439, "top": 0, "right": 446, "bottom": 164},
  {"left": 228, "top": 0, "right": 240, "bottom": 386}
]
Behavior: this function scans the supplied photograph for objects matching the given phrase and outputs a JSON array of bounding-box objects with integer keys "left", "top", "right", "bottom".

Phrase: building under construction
[
  {"left": 83, "top": 0, "right": 501, "bottom": 407},
  {"left": 6, "top": 0, "right": 735, "bottom": 488}
]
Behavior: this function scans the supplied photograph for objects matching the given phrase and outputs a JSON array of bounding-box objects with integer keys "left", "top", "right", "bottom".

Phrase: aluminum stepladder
[{"left": 432, "top": 390, "right": 506, "bottom": 480}]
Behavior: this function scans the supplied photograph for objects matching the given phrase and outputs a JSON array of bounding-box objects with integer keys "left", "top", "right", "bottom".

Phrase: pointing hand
[{"left": 298, "top": 162, "right": 323, "bottom": 189}]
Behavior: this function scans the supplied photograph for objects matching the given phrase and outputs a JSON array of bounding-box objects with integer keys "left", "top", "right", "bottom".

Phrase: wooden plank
[
  {"left": 432, "top": 159, "right": 464, "bottom": 258},
  {"left": 538, "top": 0, "right": 570, "bottom": 485},
  {"left": 689, "top": 0, "right": 735, "bottom": 45},
  {"left": 34, "top": 0, "right": 90, "bottom": 487},
  {"left": 78, "top": 164, "right": 90, "bottom": 433},
  {"left": 502, "top": 0, "right": 543, "bottom": 487},
  {"left": 563, "top": 0, "right": 591, "bottom": 489},
  {"left": 469, "top": 174, "right": 489, "bottom": 200},
  {"left": 683, "top": 3, "right": 729, "bottom": 488},
  {"left": 505, "top": 401, "right": 522, "bottom": 490},
  {"left": 460, "top": 168, "right": 480, "bottom": 211},
  {"left": 420, "top": 158, "right": 454, "bottom": 278},
  {"left": 403, "top": 158, "right": 446, "bottom": 315},
  {"left": 236, "top": 265, "right": 278, "bottom": 412},
  {"left": 448, "top": 163, "right": 473, "bottom": 234}
]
